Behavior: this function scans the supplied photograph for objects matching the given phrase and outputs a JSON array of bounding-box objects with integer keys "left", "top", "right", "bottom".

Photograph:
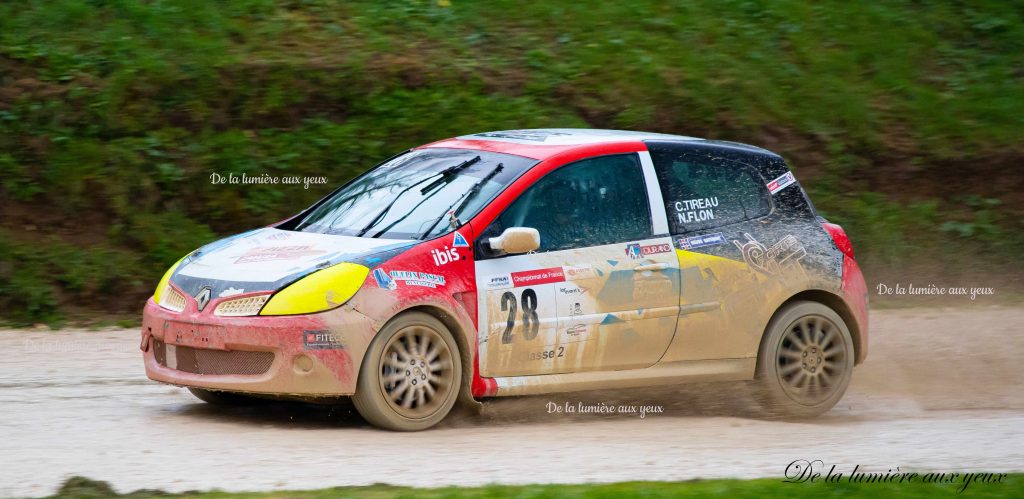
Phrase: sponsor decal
[
  {"left": 556, "top": 284, "right": 584, "bottom": 296},
  {"left": 674, "top": 197, "right": 719, "bottom": 225},
  {"left": 303, "top": 329, "right": 344, "bottom": 350},
  {"left": 733, "top": 233, "right": 807, "bottom": 275},
  {"left": 510, "top": 267, "right": 565, "bottom": 287},
  {"left": 218, "top": 287, "right": 245, "bottom": 298},
  {"left": 235, "top": 245, "right": 325, "bottom": 264},
  {"left": 483, "top": 274, "right": 513, "bottom": 290},
  {"left": 766, "top": 171, "right": 796, "bottom": 194},
  {"left": 452, "top": 231, "right": 470, "bottom": 248},
  {"left": 373, "top": 268, "right": 397, "bottom": 290},
  {"left": 378, "top": 270, "right": 446, "bottom": 288},
  {"left": 431, "top": 245, "right": 460, "bottom": 266},
  {"left": 563, "top": 264, "right": 596, "bottom": 280},
  {"left": 625, "top": 242, "right": 673, "bottom": 259},
  {"left": 644, "top": 243, "right": 673, "bottom": 255},
  {"left": 559, "top": 288, "right": 591, "bottom": 340},
  {"left": 626, "top": 243, "right": 642, "bottom": 260},
  {"left": 565, "top": 323, "right": 587, "bottom": 338},
  {"left": 677, "top": 232, "right": 726, "bottom": 251},
  {"left": 565, "top": 297, "right": 588, "bottom": 332}
]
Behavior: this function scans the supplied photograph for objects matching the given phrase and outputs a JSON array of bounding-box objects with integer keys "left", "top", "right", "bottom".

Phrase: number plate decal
[{"left": 163, "top": 321, "right": 227, "bottom": 350}]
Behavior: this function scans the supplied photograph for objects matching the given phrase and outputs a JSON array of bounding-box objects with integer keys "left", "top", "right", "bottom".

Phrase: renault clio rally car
[{"left": 142, "top": 129, "right": 868, "bottom": 431}]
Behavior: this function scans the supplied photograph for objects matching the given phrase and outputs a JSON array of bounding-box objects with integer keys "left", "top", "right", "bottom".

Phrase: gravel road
[{"left": 1, "top": 306, "right": 1022, "bottom": 497}]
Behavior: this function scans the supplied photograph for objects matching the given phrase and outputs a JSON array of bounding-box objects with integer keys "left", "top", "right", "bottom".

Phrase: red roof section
[
  {"left": 418, "top": 137, "right": 644, "bottom": 161},
  {"left": 417, "top": 129, "right": 702, "bottom": 161}
]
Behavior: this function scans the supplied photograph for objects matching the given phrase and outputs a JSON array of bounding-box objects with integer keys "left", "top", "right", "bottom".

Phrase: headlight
[
  {"left": 214, "top": 294, "right": 271, "bottom": 317},
  {"left": 153, "top": 255, "right": 189, "bottom": 311},
  {"left": 260, "top": 262, "right": 369, "bottom": 316}
]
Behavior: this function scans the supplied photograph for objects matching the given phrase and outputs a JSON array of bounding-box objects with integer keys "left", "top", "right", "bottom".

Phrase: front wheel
[
  {"left": 753, "top": 301, "right": 855, "bottom": 418},
  {"left": 352, "top": 312, "right": 462, "bottom": 431}
]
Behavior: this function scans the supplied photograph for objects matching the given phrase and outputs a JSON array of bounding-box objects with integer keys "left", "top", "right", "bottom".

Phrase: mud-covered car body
[{"left": 142, "top": 129, "right": 867, "bottom": 419}]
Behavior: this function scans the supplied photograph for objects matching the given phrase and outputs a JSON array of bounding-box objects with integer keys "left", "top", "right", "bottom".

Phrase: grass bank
[
  {"left": 2, "top": 1, "right": 1022, "bottom": 324},
  {"left": 48, "top": 474, "right": 1023, "bottom": 498}
]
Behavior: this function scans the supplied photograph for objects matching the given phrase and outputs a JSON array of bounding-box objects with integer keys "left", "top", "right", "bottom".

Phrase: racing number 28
[{"left": 500, "top": 288, "right": 539, "bottom": 344}]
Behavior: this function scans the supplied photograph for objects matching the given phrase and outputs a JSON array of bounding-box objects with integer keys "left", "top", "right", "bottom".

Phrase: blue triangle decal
[{"left": 452, "top": 232, "right": 470, "bottom": 247}]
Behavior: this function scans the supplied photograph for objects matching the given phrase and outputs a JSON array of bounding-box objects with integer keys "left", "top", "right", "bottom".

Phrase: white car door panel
[{"left": 475, "top": 152, "right": 680, "bottom": 378}]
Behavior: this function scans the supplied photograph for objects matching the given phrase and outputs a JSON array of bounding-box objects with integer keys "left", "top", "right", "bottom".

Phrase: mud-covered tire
[
  {"left": 753, "top": 301, "right": 855, "bottom": 418},
  {"left": 187, "top": 387, "right": 262, "bottom": 405},
  {"left": 352, "top": 312, "right": 462, "bottom": 431}
]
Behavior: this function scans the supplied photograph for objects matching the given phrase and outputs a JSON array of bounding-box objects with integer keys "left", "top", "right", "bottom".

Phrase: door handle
[{"left": 634, "top": 263, "right": 669, "bottom": 272}]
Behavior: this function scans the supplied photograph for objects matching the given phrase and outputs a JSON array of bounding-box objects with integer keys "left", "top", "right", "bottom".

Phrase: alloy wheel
[
  {"left": 378, "top": 324, "right": 455, "bottom": 419},
  {"left": 775, "top": 314, "right": 849, "bottom": 405}
]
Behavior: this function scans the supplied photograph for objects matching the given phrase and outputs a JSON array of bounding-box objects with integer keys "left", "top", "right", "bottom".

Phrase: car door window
[
  {"left": 651, "top": 152, "right": 770, "bottom": 234},
  {"left": 490, "top": 154, "right": 652, "bottom": 252}
]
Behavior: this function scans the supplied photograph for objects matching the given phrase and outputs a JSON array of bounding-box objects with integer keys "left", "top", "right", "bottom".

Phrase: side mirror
[{"left": 488, "top": 227, "right": 540, "bottom": 255}]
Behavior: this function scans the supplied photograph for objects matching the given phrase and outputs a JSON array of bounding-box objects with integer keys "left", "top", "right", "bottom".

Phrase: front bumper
[{"left": 141, "top": 298, "right": 377, "bottom": 396}]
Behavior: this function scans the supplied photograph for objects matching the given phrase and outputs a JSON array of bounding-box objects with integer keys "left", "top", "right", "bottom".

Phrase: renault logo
[{"left": 195, "top": 287, "right": 212, "bottom": 312}]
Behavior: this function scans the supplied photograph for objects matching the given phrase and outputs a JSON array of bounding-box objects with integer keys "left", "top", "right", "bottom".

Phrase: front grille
[
  {"left": 213, "top": 294, "right": 270, "bottom": 316},
  {"left": 153, "top": 339, "right": 274, "bottom": 375},
  {"left": 159, "top": 285, "right": 187, "bottom": 312}
]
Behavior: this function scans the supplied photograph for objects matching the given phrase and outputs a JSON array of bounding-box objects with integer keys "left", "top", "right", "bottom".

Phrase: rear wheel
[
  {"left": 352, "top": 312, "right": 461, "bottom": 431},
  {"left": 753, "top": 301, "right": 854, "bottom": 418},
  {"left": 187, "top": 387, "right": 262, "bottom": 405}
]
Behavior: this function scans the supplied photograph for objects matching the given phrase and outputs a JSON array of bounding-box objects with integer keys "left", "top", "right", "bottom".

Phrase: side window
[
  {"left": 490, "top": 154, "right": 652, "bottom": 253},
  {"left": 651, "top": 152, "right": 770, "bottom": 234}
]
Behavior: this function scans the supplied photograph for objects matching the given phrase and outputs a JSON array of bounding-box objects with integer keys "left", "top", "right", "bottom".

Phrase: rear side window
[
  {"left": 650, "top": 151, "right": 770, "bottom": 234},
  {"left": 489, "top": 153, "right": 652, "bottom": 252}
]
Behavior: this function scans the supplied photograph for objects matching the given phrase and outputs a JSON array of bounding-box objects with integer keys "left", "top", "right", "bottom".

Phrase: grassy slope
[
  {"left": 50, "top": 474, "right": 1024, "bottom": 498},
  {"left": 1, "top": 0, "right": 1022, "bottom": 324}
]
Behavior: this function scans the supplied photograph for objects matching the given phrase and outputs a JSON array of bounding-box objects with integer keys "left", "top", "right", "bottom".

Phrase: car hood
[{"left": 169, "top": 228, "right": 414, "bottom": 299}]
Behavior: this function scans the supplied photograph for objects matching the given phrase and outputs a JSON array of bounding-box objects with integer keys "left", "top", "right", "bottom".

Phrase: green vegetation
[
  {"left": 2, "top": 1, "right": 1022, "bottom": 324},
  {"left": 47, "top": 474, "right": 1024, "bottom": 498}
]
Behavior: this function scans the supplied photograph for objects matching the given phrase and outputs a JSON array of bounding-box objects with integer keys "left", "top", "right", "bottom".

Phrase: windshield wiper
[
  {"left": 367, "top": 181, "right": 452, "bottom": 238},
  {"left": 358, "top": 156, "right": 482, "bottom": 238},
  {"left": 420, "top": 163, "right": 504, "bottom": 238},
  {"left": 419, "top": 156, "right": 481, "bottom": 195},
  {"left": 356, "top": 175, "right": 435, "bottom": 237}
]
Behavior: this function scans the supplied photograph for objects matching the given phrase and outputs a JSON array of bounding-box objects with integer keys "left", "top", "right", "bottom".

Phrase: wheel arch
[
  {"left": 397, "top": 303, "right": 479, "bottom": 408},
  {"left": 764, "top": 289, "right": 864, "bottom": 366}
]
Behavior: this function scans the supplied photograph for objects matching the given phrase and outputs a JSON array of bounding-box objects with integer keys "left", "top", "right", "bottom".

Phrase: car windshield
[{"left": 288, "top": 148, "right": 536, "bottom": 239}]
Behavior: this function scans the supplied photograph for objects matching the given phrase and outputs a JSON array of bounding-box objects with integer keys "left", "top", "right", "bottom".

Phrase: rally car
[{"left": 141, "top": 129, "right": 868, "bottom": 431}]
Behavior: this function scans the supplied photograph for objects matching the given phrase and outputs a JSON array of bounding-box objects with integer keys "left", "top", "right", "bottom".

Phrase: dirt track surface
[{"left": 2, "top": 306, "right": 1023, "bottom": 497}]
